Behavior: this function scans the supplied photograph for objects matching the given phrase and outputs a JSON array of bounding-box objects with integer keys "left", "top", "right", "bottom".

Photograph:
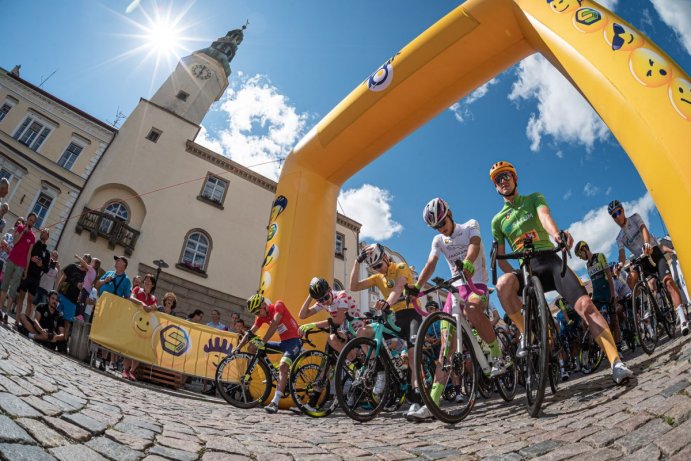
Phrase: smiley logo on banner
[
  {"left": 260, "top": 271, "right": 271, "bottom": 292},
  {"left": 669, "top": 77, "right": 691, "bottom": 120},
  {"left": 262, "top": 244, "right": 279, "bottom": 271},
  {"left": 605, "top": 22, "right": 644, "bottom": 52},
  {"left": 368, "top": 59, "right": 395, "bottom": 92},
  {"left": 267, "top": 223, "right": 278, "bottom": 241},
  {"left": 159, "top": 325, "right": 191, "bottom": 357},
  {"left": 546, "top": 0, "right": 582, "bottom": 15},
  {"left": 270, "top": 196, "right": 288, "bottom": 223},
  {"left": 629, "top": 48, "right": 672, "bottom": 87},
  {"left": 132, "top": 310, "right": 158, "bottom": 338}
]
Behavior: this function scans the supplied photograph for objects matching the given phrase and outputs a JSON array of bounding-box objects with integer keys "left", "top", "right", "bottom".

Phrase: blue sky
[{"left": 2, "top": 0, "right": 690, "bottom": 304}]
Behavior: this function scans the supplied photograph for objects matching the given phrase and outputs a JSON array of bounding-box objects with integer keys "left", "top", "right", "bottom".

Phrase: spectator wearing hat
[{"left": 95, "top": 256, "right": 132, "bottom": 299}]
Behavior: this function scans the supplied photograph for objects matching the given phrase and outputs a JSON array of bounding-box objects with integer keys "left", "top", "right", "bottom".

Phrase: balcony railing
[{"left": 75, "top": 207, "right": 140, "bottom": 256}]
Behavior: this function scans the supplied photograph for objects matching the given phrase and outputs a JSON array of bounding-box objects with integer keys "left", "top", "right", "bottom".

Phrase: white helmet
[
  {"left": 423, "top": 198, "right": 449, "bottom": 228},
  {"left": 365, "top": 243, "right": 386, "bottom": 268}
]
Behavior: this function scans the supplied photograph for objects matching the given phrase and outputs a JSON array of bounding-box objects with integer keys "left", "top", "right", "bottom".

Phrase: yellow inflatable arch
[{"left": 259, "top": 0, "right": 690, "bottom": 326}]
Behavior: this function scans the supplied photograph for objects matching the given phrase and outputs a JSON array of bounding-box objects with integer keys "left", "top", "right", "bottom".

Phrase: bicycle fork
[{"left": 450, "top": 295, "right": 492, "bottom": 376}]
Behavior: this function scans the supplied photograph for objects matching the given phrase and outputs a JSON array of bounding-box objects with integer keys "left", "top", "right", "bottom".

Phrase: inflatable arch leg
[{"left": 258, "top": 0, "right": 690, "bottom": 406}]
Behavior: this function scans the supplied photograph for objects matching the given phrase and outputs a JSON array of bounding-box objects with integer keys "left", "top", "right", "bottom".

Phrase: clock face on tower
[{"left": 191, "top": 64, "right": 212, "bottom": 80}]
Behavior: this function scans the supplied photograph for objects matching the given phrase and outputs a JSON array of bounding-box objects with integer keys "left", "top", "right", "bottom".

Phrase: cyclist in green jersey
[{"left": 489, "top": 161, "right": 632, "bottom": 385}]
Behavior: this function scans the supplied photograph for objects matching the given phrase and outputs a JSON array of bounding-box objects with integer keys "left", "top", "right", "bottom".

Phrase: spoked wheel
[
  {"left": 495, "top": 332, "right": 518, "bottom": 402},
  {"left": 633, "top": 282, "right": 657, "bottom": 355},
  {"left": 524, "top": 276, "right": 549, "bottom": 418},
  {"left": 548, "top": 359, "right": 559, "bottom": 395},
  {"left": 579, "top": 330, "right": 604, "bottom": 374},
  {"left": 414, "top": 311, "right": 477, "bottom": 424},
  {"left": 215, "top": 352, "right": 272, "bottom": 409},
  {"left": 658, "top": 286, "right": 677, "bottom": 339},
  {"left": 289, "top": 350, "right": 338, "bottom": 418},
  {"left": 334, "top": 337, "right": 389, "bottom": 422},
  {"left": 477, "top": 371, "right": 492, "bottom": 399}
]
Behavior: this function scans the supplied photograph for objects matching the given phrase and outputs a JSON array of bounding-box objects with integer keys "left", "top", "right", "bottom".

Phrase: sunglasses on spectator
[
  {"left": 494, "top": 172, "right": 513, "bottom": 185},
  {"left": 610, "top": 209, "right": 623, "bottom": 218},
  {"left": 432, "top": 217, "right": 448, "bottom": 230}
]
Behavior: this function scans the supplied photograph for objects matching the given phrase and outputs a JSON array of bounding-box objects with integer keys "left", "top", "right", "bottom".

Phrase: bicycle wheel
[
  {"left": 215, "top": 352, "right": 272, "bottom": 409},
  {"left": 334, "top": 337, "right": 389, "bottom": 422},
  {"left": 289, "top": 350, "right": 337, "bottom": 418},
  {"left": 495, "top": 332, "right": 518, "bottom": 402},
  {"left": 579, "top": 330, "right": 604, "bottom": 374},
  {"left": 524, "top": 276, "right": 549, "bottom": 418},
  {"left": 657, "top": 286, "right": 677, "bottom": 339},
  {"left": 633, "top": 282, "right": 657, "bottom": 355},
  {"left": 546, "top": 317, "right": 560, "bottom": 395},
  {"left": 414, "top": 311, "right": 476, "bottom": 424}
]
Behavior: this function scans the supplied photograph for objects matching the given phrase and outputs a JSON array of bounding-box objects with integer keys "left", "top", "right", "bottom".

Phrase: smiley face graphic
[
  {"left": 260, "top": 271, "right": 271, "bottom": 292},
  {"left": 270, "top": 196, "right": 288, "bottom": 223},
  {"left": 547, "top": 0, "right": 582, "bottom": 14},
  {"left": 604, "top": 22, "right": 644, "bottom": 52},
  {"left": 668, "top": 77, "right": 691, "bottom": 120},
  {"left": 132, "top": 310, "right": 158, "bottom": 338},
  {"left": 267, "top": 223, "right": 278, "bottom": 241},
  {"left": 629, "top": 48, "right": 672, "bottom": 87},
  {"left": 262, "top": 244, "right": 279, "bottom": 271}
]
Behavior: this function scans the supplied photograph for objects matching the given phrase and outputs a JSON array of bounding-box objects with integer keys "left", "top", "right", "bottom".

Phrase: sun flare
[{"left": 145, "top": 19, "right": 183, "bottom": 57}]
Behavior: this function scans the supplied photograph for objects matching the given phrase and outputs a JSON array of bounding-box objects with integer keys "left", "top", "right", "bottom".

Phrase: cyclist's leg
[
  {"left": 266, "top": 338, "right": 301, "bottom": 411},
  {"left": 655, "top": 248, "right": 689, "bottom": 330},
  {"left": 496, "top": 271, "right": 524, "bottom": 334}
]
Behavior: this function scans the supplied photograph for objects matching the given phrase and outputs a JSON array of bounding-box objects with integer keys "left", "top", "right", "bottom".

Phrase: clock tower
[{"left": 150, "top": 24, "right": 246, "bottom": 126}]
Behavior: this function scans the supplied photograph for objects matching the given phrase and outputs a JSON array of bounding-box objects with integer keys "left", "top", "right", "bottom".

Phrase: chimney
[{"left": 10, "top": 65, "right": 21, "bottom": 77}]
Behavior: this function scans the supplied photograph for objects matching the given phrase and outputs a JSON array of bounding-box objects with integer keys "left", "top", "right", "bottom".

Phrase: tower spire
[{"left": 199, "top": 21, "right": 249, "bottom": 77}]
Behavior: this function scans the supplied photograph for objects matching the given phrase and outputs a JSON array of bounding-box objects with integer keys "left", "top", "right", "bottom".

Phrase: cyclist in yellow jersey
[{"left": 349, "top": 243, "right": 423, "bottom": 415}]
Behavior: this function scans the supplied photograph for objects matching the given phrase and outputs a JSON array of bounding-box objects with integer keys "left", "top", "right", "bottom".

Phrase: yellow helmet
[
  {"left": 489, "top": 161, "right": 517, "bottom": 182},
  {"left": 247, "top": 294, "right": 265, "bottom": 314}
]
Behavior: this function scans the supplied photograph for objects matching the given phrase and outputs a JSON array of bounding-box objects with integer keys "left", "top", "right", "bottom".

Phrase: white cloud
[
  {"left": 567, "top": 192, "right": 655, "bottom": 271},
  {"left": 509, "top": 54, "right": 610, "bottom": 152},
  {"left": 338, "top": 184, "right": 403, "bottom": 241},
  {"left": 195, "top": 74, "right": 310, "bottom": 181},
  {"left": 583, "top": 182, "right": 600, "bottom": 197},
  {"left": 556, "top": 150, "right": 564, "bottom": 159},
  {"left": 605, "top": 186, "right": 612, "bottom": 196},
  {"left": 449, "top": 78, "right": 499, "bottom": 123},
  {"left": 563, "top": 190, "right": 572, "bottom": 200},
  {"left": 597, "top": 0, "right": 619, "bottom": 11},
  {"left": 650, "top": 0, "right": 691, "bottom": 55}
]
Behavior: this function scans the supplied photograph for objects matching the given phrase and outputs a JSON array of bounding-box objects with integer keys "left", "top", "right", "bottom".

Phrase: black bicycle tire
[
  {"left": 414, "top": 311, "right": 476, "bottom": 424},
  {"left": 633, "top": 282, "right": 657, "bottom": 355},
  {"left": 524, "top": 276, "right": 549, "bottom": 418},
  {"left": 289, "top": 350, "right": 336, "bottom": 418},
  {"left": 658, "top": 285, "right": 677, "bottom": 339},
  {"left": 215, "top": 352, "right": 272, "bottom": 409},
  {"left": 495, "top": 331, "right": 518, "bottom": 402}
]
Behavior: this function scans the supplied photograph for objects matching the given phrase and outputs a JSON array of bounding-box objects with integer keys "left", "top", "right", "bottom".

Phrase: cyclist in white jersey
[{"left": 609, "top": 200, "right": 689, "bottom": 336}]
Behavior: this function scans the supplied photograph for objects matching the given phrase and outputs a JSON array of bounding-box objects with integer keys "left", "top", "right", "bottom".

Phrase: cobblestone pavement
[{"left": 0, "top": 325, "right": 690, "bottom": 461}]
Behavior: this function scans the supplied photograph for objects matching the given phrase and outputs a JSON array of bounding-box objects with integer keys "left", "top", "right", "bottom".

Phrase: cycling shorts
[
  {"left": 392, "top": 308, "right": 422, "bottom": 348},
  {"left": 443, "top": 283, "right": 488, "bottom": 314},
  {"left": 511, "top": 254, "right": 587, "bottom": 308},
  {"left": 640, "top": 246, "right": 672, "bottom": 283},
  {"left": 266, "top": 337, "right": 302, "bottom": 365}
]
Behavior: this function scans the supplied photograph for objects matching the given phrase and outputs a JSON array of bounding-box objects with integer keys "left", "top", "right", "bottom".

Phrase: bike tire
[
  {"left": 289, "top": 350, "right": 337, "bottom": 418},
  {"left": 633, "top": 282, "right": 657, "bottom": 355},
  {"left": 578, "top": 330, "right": 604, "bottom": 374},
  {"left": 414, "top": 311, "right": 476, "bottom": 424},
  {"left": 334, "top": 337, "right": 389, "bottom": 422},
  {"left": 546, "top": 317, "right": 560, "bottom": 395},
  {"left": 524, "top": 276, "right": 549, "bottom": 418},
  {"left": 215, "top": 352, "right": 272, "bottom": 409},
  {"left": 495, "top": 331, "right": 518, "bottom": 402},
  {"left": 658, "top": 286, "right": 677, "bottom": 339}
]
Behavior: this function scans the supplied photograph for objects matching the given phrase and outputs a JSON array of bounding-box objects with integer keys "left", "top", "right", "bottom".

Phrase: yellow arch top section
[{"left": 258, "top": 0, "right": 691, "bottom": 337}]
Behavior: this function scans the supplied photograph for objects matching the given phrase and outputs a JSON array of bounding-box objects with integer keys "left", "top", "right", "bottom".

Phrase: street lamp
[{"left": 152, "top": 259, "right": 169, "bottom": 292}]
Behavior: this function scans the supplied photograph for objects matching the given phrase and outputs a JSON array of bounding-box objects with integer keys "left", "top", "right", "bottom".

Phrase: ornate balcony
[{"left": 75, "top": 207, "right": 140, "bottom": 256}]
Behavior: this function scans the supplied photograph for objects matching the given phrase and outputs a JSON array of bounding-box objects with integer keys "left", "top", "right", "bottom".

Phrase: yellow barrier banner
[{"left": 89, "top": 293, "right": 239, "bottom": 379}]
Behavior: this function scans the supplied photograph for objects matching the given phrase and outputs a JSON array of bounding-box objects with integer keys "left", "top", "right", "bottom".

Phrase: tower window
[
  {"left": 146, "top": 128, "right": 161, "bottom": 143},
  {"left": 176, "top": 91, "right": 189, "bottom": 102}
]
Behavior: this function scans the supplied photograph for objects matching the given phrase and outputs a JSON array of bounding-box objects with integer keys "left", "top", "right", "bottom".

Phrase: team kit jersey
[
  {"left": 491, "top": 193, "right": 553, "bottom": 251},
  {"left": 616, "top": 213, "right": 658, "bottom": 256},
  {"left": 429, "top": 219, "right": 489, "bottom": 287},
  {"left": 253, "top": 301, "right": 300, "bottom": 340},
  {"left": 364, "top": 262, "right": 414, "bottom": 312},
  {"left": 312, "top": 290, "right": 363, "bottom": 331},
  {"left": 587, "top": 253, "right": 612, "bottom": 302}
]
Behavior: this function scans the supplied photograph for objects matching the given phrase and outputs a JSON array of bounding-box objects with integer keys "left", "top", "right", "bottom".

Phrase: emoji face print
[
  {"left": 132, "top": 310, "right": 158, "bottom": 338},
  {"left": 604, "top": 22, "right": 644, "bottom": 51},
  {"left": 547, "top": 0, "right": 582, "bottom": 14},
  {"left": 267, "top": 223, "right": 278, "bottom": 241},
  {"left": 260, "top": 271, "right": 271, "bottom": 292},
  {"left": 270, "top": 196, "right": 288, "bottom": 223},
  {"left": 262, "top": 244, "right": 279, "bottom": 270},
  {"left": 629, "top": 48, "right": 672, "bottom": 87},
  {"left": 669, "top": 77, "right": 691, "bottom": 120}
]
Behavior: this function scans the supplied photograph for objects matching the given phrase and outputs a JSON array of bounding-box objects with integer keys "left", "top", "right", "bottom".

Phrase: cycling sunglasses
[
  {"left": 494, "top": 172, "right": 513, "bottom": 185},
  {"left": 318, "top": 292, "right": 332, "bottom": 303},
  {"left": 432, "top": 216, "right": 448, "bottom": 230},
  {"left": 610, "top": 208, "right": 623, "bottom": 219},
  {"left": 371, "top": 261, "right": 386, "bottom": 270}
]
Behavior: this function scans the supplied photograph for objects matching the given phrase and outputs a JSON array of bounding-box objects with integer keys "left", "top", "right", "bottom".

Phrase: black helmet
[
  {"left": 608, "top": 200, "right": 623, "bottom": 215},
  {"left": 309, "top": 277, "right": 330, "bottom": 300},
  {"left": 575, "top": 241, "right": 589, "bottom": 254},
  {"left": 425, "top": 300, "right": 440, "bottom": 310}
]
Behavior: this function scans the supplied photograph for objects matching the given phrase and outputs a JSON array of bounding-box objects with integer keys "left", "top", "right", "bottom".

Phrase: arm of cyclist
[
  {"left": 235, "top": 324, "right": 260, "bottom": 351},
  {"left": 261, "top": 310, "right": 283, "bottom": 343},
  {"left": 537, "top": 205, "right": 572, "bottom": 249},
  {"left": 299, "top": 319, "right": 330, "bottom": 335},
  {"left": 298, "top": 294, "right": 321, "bottom": 319},
  {"left": 463, "top": 236, "right": 481, "bottom": 279},
  {"left": 639, "top": 223, "right": 654, "bottom": 255},
  {"left": 495, "top": 242, "right": 515, "bottom": 275},
  {"left": 413, "top": 254, "right": 440, "bottom": 295},
  {"left": 349, "top": 250, "right": 374, "bottom": 292},
  {"left": 385, "top": 275, "right": 408, "bottom": 307}
]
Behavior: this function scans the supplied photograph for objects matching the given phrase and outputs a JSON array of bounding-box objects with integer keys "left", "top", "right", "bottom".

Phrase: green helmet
[{"left": 575, "top": 241, "right": 589, "bottom": 254}]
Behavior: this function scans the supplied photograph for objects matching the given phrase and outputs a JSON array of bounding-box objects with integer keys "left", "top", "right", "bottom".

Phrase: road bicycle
[
  {"left": 490, "top": 232, "right": 569, "bottom": 418},
  {"left": 409, "top": 261, "right": 518, "bottom": 424}
]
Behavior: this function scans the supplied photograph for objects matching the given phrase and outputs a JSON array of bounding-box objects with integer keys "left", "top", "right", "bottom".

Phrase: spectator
[
  {"left": 0, "top": 203, "right": 8, "bottom": 239},
  {"left": 131, "top": 275, "right": 142, "bottom": 292},
  {"left": 207, "top": 309, "right": 228, "bottom": 331},
  {"left": 187, "top": 309, "right": 204, "bottom": 323},
  {"left": 17, "top": 290, "right": 65, "bottom": 350},
  {"left": 16, "top": 228, "right": 50, "bottom": 321},
  {"left": 234, "top": 319, "right": 247, "bottom": 336},
  {"left": 95, "top": 256, "right": 132, "bottom": 298},
  {"left": 56, "top": 254, "right": 87, "bottom": 345},
  {"left": 124, "top": 273, "right": 158, "bottom": 381},
  {"left": 35, "top": 250, "right": 60, "bottom": 306},
  {"left": 0, "top": 213, "right": 37, "bottom": 325},
  {"left": 84, "top": 286, "right": 98, "bottom": 322},
  {"left": 0, "top": 178, "right": 9, "bottom": 233},
  {"left": 227, "top": 312, "right": 240, "bottom": 333},
  {"left": 158, "top": 292, "right": 177, "bottom": 314},
  {"left": 74, "top": 254, "right": 99, "bottom": 321}
]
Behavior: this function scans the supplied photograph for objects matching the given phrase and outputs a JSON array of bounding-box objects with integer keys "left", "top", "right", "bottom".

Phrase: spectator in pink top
[
  {"left": 0, "top": 213, "right": 36, "bottom": 324},
  {"left": 124, "top": 273, "right": 158, "bottom": 381},
  {"left": 75, "top": 255, "right": 100, "bottom": 321}
]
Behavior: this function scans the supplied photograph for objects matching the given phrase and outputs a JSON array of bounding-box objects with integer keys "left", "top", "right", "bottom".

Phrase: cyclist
[
  {"left": 235, "top": 294, "right": 301, "bottom": 414},
  {"left": 554, "top": 297, "right": 579, "bottom": 378},
  {"left": 298, "top": 277, "right": 362, "bottom": 352},
  {"left": 349, "top": 243, "right": 422, "bottom": 415},
  {"left": 407, "top": 198, "right": 506, "bottom": 421},
  {"left": 609, "top": 200, "right": 689, "bottom": 336},
  {"left": 575, "top": 241, "right": 623, "bottom": 351},
  {"left": 611, "top": 262, "right": 636, "bottom": 350},
  {"left": 489, "top": 161, "right": 632, "bottom": 384}
]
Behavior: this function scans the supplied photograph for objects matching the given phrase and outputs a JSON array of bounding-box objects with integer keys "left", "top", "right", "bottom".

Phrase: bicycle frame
[{"left": 444, "top": 291, "right": 492, "bottom": 376}]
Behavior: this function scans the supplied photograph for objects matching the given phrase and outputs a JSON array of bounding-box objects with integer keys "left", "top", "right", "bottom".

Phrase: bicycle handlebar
[
  {"left": 622, "top": 254, "right": 656, "bottom": 273},
  {"left": 302, "top": 328, "right": 330, "bottom": 348},
  {"left": 490, "top": 231, "right": 570, "bottom": 285}
]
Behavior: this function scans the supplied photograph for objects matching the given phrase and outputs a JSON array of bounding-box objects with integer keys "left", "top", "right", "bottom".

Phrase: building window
[
  {"left": 13, "top": 115, "right": 53, "bottom": 151},
  {"left": 99, "top": 201, "right": 129, "bottom": 235},
  {"left": 31, "top": 192, "right": 54, "bottom": 228},
  {"left": 176, "top": 91, "right": 189, "bottom": 101},
  {"left": 180, "top": 231, "right": 211, "bottom": 274},
  {"left": 145, "top": 128, "right": 161, "bottom": 143},
  {"left": 199, "top": 174, "right": 228, "bottom": 206},
  {"left": 57, "top": 142, "right": 84, "bottom": 170},
  {"left": 0, "top": 103, "right": 13, "bottom": 122},
  {"left": 335, "top": 232, "right": 345, "bottom": 257}
]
